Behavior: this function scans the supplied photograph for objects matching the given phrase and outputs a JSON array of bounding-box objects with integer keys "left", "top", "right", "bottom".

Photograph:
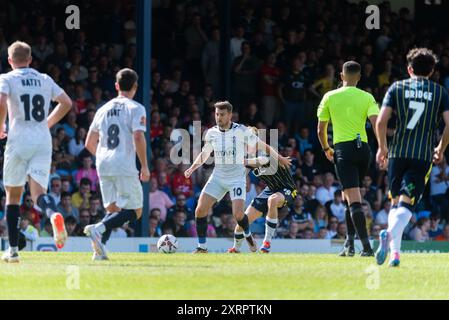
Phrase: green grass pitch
[{"left": 1, "top": 252, "right": 449, "bottom": 300}]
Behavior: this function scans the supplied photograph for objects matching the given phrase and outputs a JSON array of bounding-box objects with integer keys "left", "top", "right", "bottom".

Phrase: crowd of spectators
[{"left": 0, "top": 0, "right": 448, "bottom": 243}]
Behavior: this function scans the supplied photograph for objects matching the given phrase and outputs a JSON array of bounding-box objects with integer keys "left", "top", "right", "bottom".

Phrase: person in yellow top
[{"left": 317, "top": 61, "right": 379, "bottom": 257}]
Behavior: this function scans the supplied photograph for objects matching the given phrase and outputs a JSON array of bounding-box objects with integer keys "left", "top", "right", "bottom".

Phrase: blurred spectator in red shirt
[
  {"left": 171, "top": 164, "right": 194, "bottom": 199},
  {"left": 20, "top": 193, "right": 41, "bottom": 230}
]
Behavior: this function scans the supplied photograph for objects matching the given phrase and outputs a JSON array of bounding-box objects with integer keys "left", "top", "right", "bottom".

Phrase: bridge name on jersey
[
  {"left": 107, "top": 103, "right": 125, "bottom": 118},
  {"left": 21, "top": 78, "right": 42, "bottom": 87},
  {"left": 404, "top": 89, "right": 433, "bottom": 101}
]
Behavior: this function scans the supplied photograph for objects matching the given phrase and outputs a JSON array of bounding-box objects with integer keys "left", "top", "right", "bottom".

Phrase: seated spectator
[
  {"left": 409, "top": 217, "right": 430, "bottom": 242},
  {"left": 40, "top": 219, "right": 53, "bottom": 237},
  {"left": 301, "top": 227, "right": 314, "bottom": 239},
  {"left": 289, "top": 196, "right": 314, "bottom": 231},
  {"left": 295, "top": 128, "right": 313, "bottom": 156},
  {"left": 20, "top": 193, "right": 41, "bottom": 229},
  {"left": 167, "top": 194, "right": 194, "bottom": 222},
  {"left": 18, "top": 218, "right": 39, "bottom": 249},
  {"left": 362, "top": 175, "right": 377, "bottom": 208},
  {"left": 165, "top": 210, "right": 188, "bottom": 238},
  {"left": 75, "top": 155, "right": 99, "bottom": 192},
  {"left": 327, "top": 216, "right": 339, "bottom": 239},
  {"left": 65, "top": 216, "right": 79, "bottom": 237},
  {"left": 316, "top": 172, "right": 338, "bottom": 205},
  {"left": 300, "top": 149, "right": 319, "bottom": 182},
  {"left": 284, "top": 221, "right": 300, "bottom": 239},
  {"left": 171, "top": 164, "right": 194, "bottom": 199},
  {"left": 58, "top": 192, "right": 79, "bottom": 220},
  {"left": 374, "top": 199, "right": 390, "bottom": 229},
  {"left": 317, "top": 227, "right": 329, "bottom": 239},
  {"left": 216, "top": 214, "right": 236, "bottom": 238},
  {"left": 430, "top": 157, "right": 449, "bottom": 221},
  {"left": 78, "top": 209, "right": 92, "bottom": 235},
  {"left": 329, "top": 190, "right": 345, "bottom": 222},
  {"left": 312, "top": 205, "right": 328, "bottom": 234},
  {"left": 370, "top": 224, "right": 381, "bottom": 240},
  {"left": 149, "top": 217, "right": 162, "bottom": 238},
  {"left": 49, "top": 176, "right": 62, "bottom": 205},
  {"left": 149, "top": 177, "right": 174, "bottom": 222},
  {"left": 435, "top": 224, "right": 449, "bottom": 241},
  {"left": 332, "top": 222, "right": 347, "bottom": 240},
  {"left": 62, "top": 110, "right": 78, "bottom": 139},
  {"left": 429, "top": 214, "right": 443, "bottom": 240},
  {"left": 87, "top": 194, "right": 104, "bottom": 223},
  {"left": 72, "top": 177, "right": 92, "bottom": 209},
  {"left": 68, "top": 127, "right": 87, "bottom": 157}
]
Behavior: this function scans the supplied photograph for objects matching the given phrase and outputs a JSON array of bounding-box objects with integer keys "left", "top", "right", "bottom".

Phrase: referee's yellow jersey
[{"left": 317, "top": 86, "right": 379, "bottom": 144}]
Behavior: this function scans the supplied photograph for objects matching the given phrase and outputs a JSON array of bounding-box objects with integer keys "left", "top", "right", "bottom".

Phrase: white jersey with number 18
[
  {"left": 0, "top": 67, "right": 64, "bottom": 147},
  {"left": 90, "top": 96, "right": 147, "bottom": 177}
]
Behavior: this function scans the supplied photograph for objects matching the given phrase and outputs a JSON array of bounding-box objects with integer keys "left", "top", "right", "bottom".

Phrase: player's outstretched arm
[
  {"left": 257, "top": 139, "right": 291, "bottom": 168},
  {"left": 0, "top": 93, "right": 8, "bottom": 139},
  {"left": 434, "top": 111, "right": 449, "bottom": 164},
  {"left": 375, "top": 107, "right": 392, "bottom": 170},
  {"left": 317, "top": 120, "right": 334, "bottom": 162},
  {"left": 184, "top": 143, "right": 213, "bottom": 179},
  {"left": 47, "top": 92, "right": 73, "bottom": 129},
  {"left": 134, "top": 130, "right": 150, "bottom": 182}
]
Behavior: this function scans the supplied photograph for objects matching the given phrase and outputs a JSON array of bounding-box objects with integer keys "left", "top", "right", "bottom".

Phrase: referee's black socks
[
  {"left": 349, "top": 202, "right": 371, "bottom": 251},
  {"left": 344, "top": 201, "right": 355, "bottom": 248}
]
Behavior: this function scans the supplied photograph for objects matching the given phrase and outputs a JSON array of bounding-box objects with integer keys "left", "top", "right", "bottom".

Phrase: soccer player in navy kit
[{"left": 376, "top": 48, "right": 449, "bottom": 267}]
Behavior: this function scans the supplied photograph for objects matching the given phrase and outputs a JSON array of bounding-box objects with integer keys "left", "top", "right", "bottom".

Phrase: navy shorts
[
  {"left": 250, "top": 187, "right": 297, "bottom": 214},
  {"left": 388, "top": 158, "right": 432, "bottom": 207}
]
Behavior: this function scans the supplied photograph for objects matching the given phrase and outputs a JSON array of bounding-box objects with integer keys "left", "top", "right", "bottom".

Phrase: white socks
[
  {"left": 264, "top": 217, "right": 278, "bottom": 243},
  {"left": 95, "top": 222, "right": 106, "bottom": 234},
  {"left": 234, "top": 232, "right": 244, "bottom": 250},
  {"left": 387, "top": 206, "right": 412, "bottom": 255}
]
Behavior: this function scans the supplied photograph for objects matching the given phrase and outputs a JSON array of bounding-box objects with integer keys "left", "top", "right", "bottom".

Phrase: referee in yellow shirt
[{"left": 317, "top": 61, "right": 379, "bottom": 257}]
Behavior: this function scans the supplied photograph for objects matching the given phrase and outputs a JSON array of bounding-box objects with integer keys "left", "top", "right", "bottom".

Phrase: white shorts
[
  {"left": 202, "top": 174, "right": 246, "bottom": 202},
  {"left": 3, "top": 142, "right": 51, "bottom": 189},
  {"left": 99, "top": 175, "right": 143, "bottom": 210}
]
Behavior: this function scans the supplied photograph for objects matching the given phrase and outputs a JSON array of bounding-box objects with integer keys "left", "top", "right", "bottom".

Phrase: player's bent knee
[
  {"left": 268, "top": 194, "right": 282, "bottom": 208},
  {"left": 106, "top": 203, "right": 122, "bottom": 213},
  {"left": 135, "top": 208, "right": 143, "bottom": 219}
]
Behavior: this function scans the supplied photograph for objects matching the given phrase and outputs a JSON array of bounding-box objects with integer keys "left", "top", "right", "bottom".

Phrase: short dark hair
[
  {"left": 65, "top": 215, "right": 77, "bottom": 225},
  {"left": 214, "top": 101, "right": 233, "bottom": 113},
  {"left": 342, "top": 61, "right": 361, "bottom": 74},
  {"left": 61, "top": 191, "right": 71, "bottom": 199},
  {"left": 407, "top": 48, "right": 438, "bottom": 76},
  {"left": 116, "top": 68, "right": 138, "bottom": 91},
  {"left": 80, "top": 177, "right": 91, "bottom": 186}
]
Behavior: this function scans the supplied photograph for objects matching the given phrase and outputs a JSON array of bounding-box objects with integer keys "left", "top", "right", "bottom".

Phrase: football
[{"left": 157, "top": 235, "right": 179, "bottom": 254}]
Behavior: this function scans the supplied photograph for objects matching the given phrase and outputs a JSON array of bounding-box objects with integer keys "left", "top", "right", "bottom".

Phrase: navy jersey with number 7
[{"left": 382, "top": 78, "right": 449, "bottom": 162}]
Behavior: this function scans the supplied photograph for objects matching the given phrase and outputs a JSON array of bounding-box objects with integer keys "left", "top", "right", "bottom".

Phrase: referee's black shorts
[{"left": 333, "top": 140, "right": 371, "bottom": 190}]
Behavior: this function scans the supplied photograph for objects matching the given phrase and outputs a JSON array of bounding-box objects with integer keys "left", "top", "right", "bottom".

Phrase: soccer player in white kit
[
  {"left": 0, "top": 42, "right": 73, "bottom": 263},
  {"left": 184, "top": 101, "right": 291, "bottom": 253},
  {"left": 84, "top": 68, "right": 150, "bottom": 261}
]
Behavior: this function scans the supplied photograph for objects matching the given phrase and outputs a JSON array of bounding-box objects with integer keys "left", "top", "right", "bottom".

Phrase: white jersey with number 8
[{"left": 90, "top": 96, "right": 147, "bottom": 177}]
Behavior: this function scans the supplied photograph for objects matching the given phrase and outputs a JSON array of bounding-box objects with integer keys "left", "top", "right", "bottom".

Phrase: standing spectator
[
  {"left": 316, "top": 173, "right": 338, "bottom": 205},
  {"left": 149, "top": 177, "right": 174, "bottom": 222},
  {"left": 230, "top": 25, "right": 246, "bottom": 63},
  {"left": 279, "top": 57, "right": 310, "bottom": 132},
  {"left": 75, "top": 155, "right": 99, "bottom": 192},
  {"left": 232, "top": 42, "right": 260, "bottom": 111},
  {"left": 309, "top": 64, "right": 337, "bottom": 98},
  {"left": 259, "top": 52, "right": 281, "bottom": 127},
  {"left": 202, "top": 27, "right": 220, "bottom": 95},
  {"left": 57, "top": 192, "right": 79, "bottom": 220},
  {"left": 184, "top": 14, "right": 208, "bottom": 86}
]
